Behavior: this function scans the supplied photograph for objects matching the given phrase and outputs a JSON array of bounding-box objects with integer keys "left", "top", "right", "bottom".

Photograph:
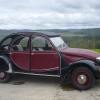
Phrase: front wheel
[
  {"left": 0, "top": 71, "right": 10, "bottom": 83},
  {"left": 71, "top": 67, "right": 95, "bottom": 90}
]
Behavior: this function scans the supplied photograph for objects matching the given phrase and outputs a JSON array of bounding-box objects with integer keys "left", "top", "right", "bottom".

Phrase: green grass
[{"left": 91, "top": 49, "right": 100, "bottom": 53}]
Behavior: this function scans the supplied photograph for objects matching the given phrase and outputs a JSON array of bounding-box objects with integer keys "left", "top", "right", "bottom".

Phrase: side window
[
  {"left": 20, "top": 37, "right": 29, "bottom": 49},
  {"left": 12, "top": 37, "right": 29, "bottom": 52},
  {"left": 1, "top": 37, "right": 12, "bottom": 51},
  {"left": 1, "top": 38, "right": 12, "bottom": 46},
  {"left": 31, "top": 36, "right": 53, "bottom": 51}
]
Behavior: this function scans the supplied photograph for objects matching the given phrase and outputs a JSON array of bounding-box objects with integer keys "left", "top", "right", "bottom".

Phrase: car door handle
[{"left": 31, "top": 53, "right": 34, "bottom": 55}]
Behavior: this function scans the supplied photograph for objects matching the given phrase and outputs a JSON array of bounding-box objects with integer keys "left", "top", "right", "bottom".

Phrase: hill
[
  {"left": 0, "top": 28, "right": 99, "bottom": 49},
  {"left": 0, "top": 28, "right": 100, "bottom": 37}
]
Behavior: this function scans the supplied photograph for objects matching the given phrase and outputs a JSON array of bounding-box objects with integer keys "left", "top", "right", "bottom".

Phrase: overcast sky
[{"left": 0, "top": 0, "right": 100, "bottom": 29}]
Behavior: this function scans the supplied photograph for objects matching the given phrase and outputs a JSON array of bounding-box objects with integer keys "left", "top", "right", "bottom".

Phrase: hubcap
[
  {"left": 0, "top": 72, "right": 5, "bottom": 79},
  {"left": 77, "top": 74, "right": 87, "bottom": 85}
]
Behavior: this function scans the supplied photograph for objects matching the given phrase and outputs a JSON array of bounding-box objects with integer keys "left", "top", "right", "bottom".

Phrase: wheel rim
[
  {"left": 77, "top": 74, "right": 87, "bottom": 85},
  {"left": 0, "top": 72, "right": 5, "bottom": 79},
  {"left": 71, "top": 67, "right": 95, "bottom": 90}
]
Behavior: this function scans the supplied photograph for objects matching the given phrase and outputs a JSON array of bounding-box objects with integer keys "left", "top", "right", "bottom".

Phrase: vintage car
[{"left": 0, "top": 31, "right": 100, "bottom": 90}]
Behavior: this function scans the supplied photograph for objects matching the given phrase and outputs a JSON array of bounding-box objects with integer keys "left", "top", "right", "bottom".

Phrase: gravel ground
[{"left": 0, "top": 75, "right": 100, "bottom": 100}]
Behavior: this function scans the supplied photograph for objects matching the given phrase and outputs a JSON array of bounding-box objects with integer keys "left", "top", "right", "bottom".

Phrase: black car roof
[{"left": 11, "top": 31, "right": 60, "bottom": 37}]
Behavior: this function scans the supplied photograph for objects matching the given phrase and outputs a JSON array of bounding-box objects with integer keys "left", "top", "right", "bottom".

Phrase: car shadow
[
  {"left": 9, "top": 74, "right": 60, "bottom": 85},
  {"left": 8, "top": 74, "right": 100, "bottom": 91}
]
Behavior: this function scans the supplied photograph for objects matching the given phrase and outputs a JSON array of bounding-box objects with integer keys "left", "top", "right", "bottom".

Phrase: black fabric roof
[{"left": 11, "top": 31, "right": 60, "bottom": 37}]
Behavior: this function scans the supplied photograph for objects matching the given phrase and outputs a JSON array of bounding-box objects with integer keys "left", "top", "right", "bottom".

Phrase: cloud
[{"left": 0, "top": 0, "right": 100, "bottom": 29}]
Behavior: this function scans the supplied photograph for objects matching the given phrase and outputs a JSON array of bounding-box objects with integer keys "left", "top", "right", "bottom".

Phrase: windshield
[{"left": 50, "top": 37, "right": 68, "bottom": 50}]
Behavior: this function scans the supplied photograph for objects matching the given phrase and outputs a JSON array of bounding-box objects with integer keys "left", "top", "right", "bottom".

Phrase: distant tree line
[{"left": 62, "top": 35, "right": 100, "bottom": 49}]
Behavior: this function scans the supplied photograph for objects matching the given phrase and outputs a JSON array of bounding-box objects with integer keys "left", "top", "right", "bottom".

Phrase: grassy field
[{"left": 92, "top": 49, "right": 100, "bottom": 53}]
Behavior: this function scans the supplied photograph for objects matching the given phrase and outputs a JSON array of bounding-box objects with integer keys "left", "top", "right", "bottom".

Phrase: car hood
[{"left": 61, "top": 48, "right": 100, "bottom": 60}]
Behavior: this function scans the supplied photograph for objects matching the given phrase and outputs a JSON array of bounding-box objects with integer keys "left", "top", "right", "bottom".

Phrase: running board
[{"left": 13, "top": 72, "right": 60, "bottom": 78}]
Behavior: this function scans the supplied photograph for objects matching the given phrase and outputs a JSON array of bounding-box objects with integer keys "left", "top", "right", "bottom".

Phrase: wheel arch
[
  {"left": 69, "top": 60, "right": 96, "bottom": 73},
  {"left": 0, "top": 56, "right": 13, "bottom": 73},
  {"left": 62, "top": 60, "right": 97, "bottom": 81}
]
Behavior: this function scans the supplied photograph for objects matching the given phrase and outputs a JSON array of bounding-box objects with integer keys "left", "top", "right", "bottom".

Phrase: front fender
[
  {"left": 61, "top": 60, "right": 100, "bottom": 79},
  {"left": 69, "top": 60, "right": 100, "bottom": 78},
  {"left": 69, "top": 60, "right": 97, "bottom": 71}
]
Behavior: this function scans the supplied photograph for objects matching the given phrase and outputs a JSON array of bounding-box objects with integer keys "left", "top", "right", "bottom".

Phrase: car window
[
  {"left": 20, "top": 37, "right": 29, "bottom": 49},
  {"left": 12, "top": 36, "right": 29, "bottom": 52},
  {"left": 1, "top": 37, "right": 12, "bottom": 46},
  {"left": 31, "top": 36, "right": 53, "bottom": 51},
  {"left": 0, "top": 37, "right": 12, "bottom": 51}
]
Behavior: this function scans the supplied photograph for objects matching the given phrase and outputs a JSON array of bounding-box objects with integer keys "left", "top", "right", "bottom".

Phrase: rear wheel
[
  {"left": 0, "top": 71, "right": 10, "bottom": 83},
  {"left": 71, "top": 67, "right": 95, "bottom": 90}
]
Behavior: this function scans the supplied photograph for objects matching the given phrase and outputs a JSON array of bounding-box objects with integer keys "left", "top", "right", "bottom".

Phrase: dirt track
[{"left": 0, "top": 75, "right": 100, "bottom": 100}]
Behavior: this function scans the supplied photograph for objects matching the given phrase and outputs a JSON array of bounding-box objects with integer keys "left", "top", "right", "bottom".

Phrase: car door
[
  {"left": 10, "top": 36, "right": 30, "bottom": 71},
  {"left": 31, "top": 35, "right": 60, "bottom": 73}
]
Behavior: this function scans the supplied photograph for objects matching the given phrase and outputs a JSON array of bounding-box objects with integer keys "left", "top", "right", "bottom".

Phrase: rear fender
[{"left": 0, "top": 56, "right": 13, "bottom": 73}]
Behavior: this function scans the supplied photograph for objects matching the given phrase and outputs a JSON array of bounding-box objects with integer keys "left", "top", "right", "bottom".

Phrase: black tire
[
  {"left": 71, "top": 67, "right": 95, "bottom": 90},
  {"left": 0, "top": 71, "right": 10, "bottom": 83}
]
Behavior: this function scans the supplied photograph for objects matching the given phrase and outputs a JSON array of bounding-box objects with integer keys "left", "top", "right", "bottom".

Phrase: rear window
[{"left": 1, "top": 37, "right": 12, "bottom": 46}]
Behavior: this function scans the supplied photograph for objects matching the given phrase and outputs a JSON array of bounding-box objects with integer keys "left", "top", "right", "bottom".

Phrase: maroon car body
[{"left": 0, "top": 31, "right": 100, "bottom": 90}]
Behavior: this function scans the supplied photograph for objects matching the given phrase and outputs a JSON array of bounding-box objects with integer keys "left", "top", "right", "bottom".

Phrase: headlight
[{"left": 96, "top": 57, "right": 100, "bottom": 61}]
